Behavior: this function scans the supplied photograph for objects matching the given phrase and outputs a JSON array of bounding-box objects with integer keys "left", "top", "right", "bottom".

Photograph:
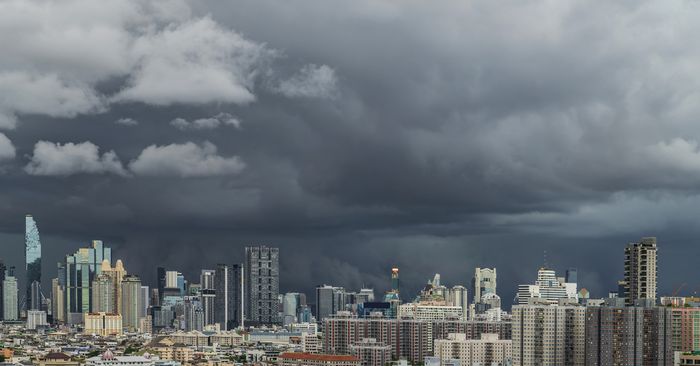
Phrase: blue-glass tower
[{"left": 25, "top": 215, "right": 41, "bottom": 311}]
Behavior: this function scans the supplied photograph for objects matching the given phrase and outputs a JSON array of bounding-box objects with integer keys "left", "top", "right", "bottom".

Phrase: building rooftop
[{"left": 279, "top": 353, "right": 359, "bottom": 362}]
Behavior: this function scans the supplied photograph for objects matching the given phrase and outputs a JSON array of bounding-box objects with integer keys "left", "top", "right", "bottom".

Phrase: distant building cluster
[{"left": 0, "top": 217, "right": 694, "bottom": 366}]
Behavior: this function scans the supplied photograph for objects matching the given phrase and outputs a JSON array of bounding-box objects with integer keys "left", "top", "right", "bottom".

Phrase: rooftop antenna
[{"left": 543, "top": 250, "right": 548, "bottom": 269}]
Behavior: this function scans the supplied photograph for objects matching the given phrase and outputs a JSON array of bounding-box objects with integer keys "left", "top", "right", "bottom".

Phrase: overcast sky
[{"left": 1, "top": 0, "right": 700, "bottom": 305}]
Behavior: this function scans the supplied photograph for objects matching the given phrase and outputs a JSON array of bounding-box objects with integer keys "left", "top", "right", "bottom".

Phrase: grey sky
[{"left": 1, "top": 0, "right": 699, "bottom": 303}]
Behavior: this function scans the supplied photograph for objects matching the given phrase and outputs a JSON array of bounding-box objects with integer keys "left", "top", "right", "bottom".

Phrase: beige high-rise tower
[
  {"left": 99, "top": 259, "right": 127, "bottom": 314},
  {"left": 623, "top": 237, "right": 657, "bottom": 306}
]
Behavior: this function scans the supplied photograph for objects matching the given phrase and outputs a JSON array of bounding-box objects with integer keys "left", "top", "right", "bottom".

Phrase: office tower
[
  {"left": 450, "top": 285, "right": 469, "bottom": 319},
  {"left": 26, "top": 309, "right": 47, "bottom": 329},
  {"left": 30, "top": 280, "right": 42, "bottom": 311},
  {"left": 184, "top": 297, "right": 204, "bottom": 331},
  {"left": 585, "top": 304, "right": 672, "bottom": 365},
  {"left": 434, "top": 333, "right": 512, "bottom": 366},
  {"left": 283, "top": 292, "right": 302, "bottom": 325},
  {"left": 512, "top": 304, "right": 586, "bottom": 366},
  {"left": 622, "top": 237, "right": 658, "bottom": 306},
  {"left": 200, "top": 269, "right": 216, "bottom": 325},
  {"left": 514, "top": 267, "right": 576, "bottom": 305},
  {"left": 3, "top": 271, "right": 17, "bottom": 320},
  {"left": 139, "top": 286, "right": 150, "bottom": 319},
  {"left": 25, "top": 215, "right": 42, "bottom": 311},
  {"left": 51, "top": 278, "right": 64, "bottom": 323},
  {"left": 121, "top": 275, "right": 141, "bottom": 330},
  {"left": 64, "top": 240, "right": 112, "bottom": 323},
  {"left": 157, "top": 267, "right": 166, "bottom": 304},
  {"left": 316, "top": 285, "right": 346, "bottom": 321},
  {"left": 472, "top": 268, "right": 497, "bottom": 304},
  {"left": 356, "top": 289, "right": 374, "bottom": 304},
  {"left": 245, "top": 245, "right": 279, "bottom": 325},
  {"left": 92, "top": 273, "right": 115, "bottom": 313},
  {"left": 565, "top": 268, "right": 577, "bottom": 284},
  {"left": 150, "top": 288, "right": 160, "bottom": 308},
  {"left": 215, "top": 263, "right": 241, "bottom": 330}
]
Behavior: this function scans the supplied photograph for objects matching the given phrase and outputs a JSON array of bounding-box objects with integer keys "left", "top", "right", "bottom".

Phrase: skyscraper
[
  {"left": 245, "top": 245, "right": 279, "bottom": 325},
  {"left": 156, "top": 267, "right": 166, "bottom": 305},
  {"left": 139, "top": 285, "right": 150, "bottom": 320},
  {"left": 472, "top": 268, "right": 497, "bottom": 304},
  {"left": 121, "top": 275, "right": 141, "bottom": 330},
  {"left": 200, "top": 269, "right": 216, "bottom": 325},
  {"left": 0, "top": 259, "right": 5, "bottom": 318},
  {"left": 2, "top": 268, "right": 17, "bottom": 320},
  {"left": 51, "top": 278, "right": 64, "bottom": 323},
  {"left": 623, "top": 237, "right": 658, "bottom": 306},
  {"left": 215, "top": 263, "right": 242, "bottom": 330},
  {"left": 92, "top": 273, "right": 115, "bottom": 313},
  {"left": 25, "top": 215, "right": 41, "bottom": 311},
  {"left": 316, "top": 285, "right": 346, "bottom": 322},
  {"left": 64, "top": 240, "right": 112, "bottom": 323},
  {"left": 283, "top": 292, "right": 302, "bottom": 325},
  {"left": 391, "top": 267, "right": 400, "bottom": 294}
]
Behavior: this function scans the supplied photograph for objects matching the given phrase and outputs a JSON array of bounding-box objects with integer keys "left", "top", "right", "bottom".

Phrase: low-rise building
[
  {"left": 278, "top": 353, "right": 361, "bottom": 366},
  {"left": 84, "top": 313, "right": 123, "bottom": 336}
]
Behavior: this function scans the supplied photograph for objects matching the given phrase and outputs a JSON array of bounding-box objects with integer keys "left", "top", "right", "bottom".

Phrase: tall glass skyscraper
[
  {"left": 64, "top": 240, "right": 111, "bottom": 324},
  {"left": 25, "top": 215, "right": 41, "bottom": 311}
]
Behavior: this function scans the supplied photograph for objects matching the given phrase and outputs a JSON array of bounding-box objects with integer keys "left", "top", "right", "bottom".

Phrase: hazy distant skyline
[{"left": 1, "top": 0, "right": 700, "bottom": 303}]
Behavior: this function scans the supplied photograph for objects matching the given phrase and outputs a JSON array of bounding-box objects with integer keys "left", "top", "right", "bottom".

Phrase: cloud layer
[{"left": 3, "top": 0, "right": 700, "bottom": 303}]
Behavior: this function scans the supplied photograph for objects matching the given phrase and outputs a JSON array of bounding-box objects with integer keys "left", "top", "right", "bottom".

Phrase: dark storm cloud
[{"left": 1, "top": 0, "right": 700, "bottom": 304}]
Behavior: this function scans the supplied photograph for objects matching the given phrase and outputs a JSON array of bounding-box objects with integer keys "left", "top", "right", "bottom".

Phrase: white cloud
[
  {"left": 647, "top": 138, "right": 700, "bottom": 172},
  {"left": 112, "top": 17, "right": 271, "bottom": 106},
  {"left": 115, "top": 117, "right": 139, "bottom": 126},
  {"left": 0, "top": 133, "right": 16, "bottom": 160},
  {"left": 0, "top": 0, "right": 292, "bottom": 128},
  {"left": 170, "top": 113, "right": 241, "bottom": 130},
  {"left": 25, "top": 141, "right": 127, "bottom": 176},
  {"left": 129, "top": 141, "right": 245, "bottom": 177},
  {"left": 275, "top": 64, "right": 338, "bottom": 98},
  {"left": 0, "top": 72, "right": 103, "bottom": 129}
]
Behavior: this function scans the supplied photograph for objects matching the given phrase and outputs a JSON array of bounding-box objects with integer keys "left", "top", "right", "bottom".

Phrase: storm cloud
[{"left": 1, "top": 0, "right": 700, "bottom": 305}]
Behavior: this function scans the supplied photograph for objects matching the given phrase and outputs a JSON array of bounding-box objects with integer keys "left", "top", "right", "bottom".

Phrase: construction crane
[{"left": 673, "top": 283, "right": 686, "bottom": 297}]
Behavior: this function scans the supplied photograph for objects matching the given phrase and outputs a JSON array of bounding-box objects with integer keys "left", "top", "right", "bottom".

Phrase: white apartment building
[
  {"left": 434, "top": 333, "right": 512, "bottom": 366},
  {"left": 398, "top": 302, "right": 465, "bottom": 321}
]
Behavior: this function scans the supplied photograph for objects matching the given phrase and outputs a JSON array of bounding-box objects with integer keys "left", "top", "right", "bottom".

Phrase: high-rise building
[
  {"left": 3, "top": 271, "right": 18, "bottom": 320},
  {"left": 25, "top": 215, "right": 42, "bottom": 311},
  {"left": 64, "top": 240, "right": 112, "bottom": 323},
  {"left": 391, "top": 267, "right": 400, "bottom": 294},
  {"left": 51, "top": 278, "right": 64, "bottom": 323},
  {"left": 514, "top": 267, "right": 577, "bottom": 305},
  {"left": 91, "top": 273, "right": 114, "bottom": 313},
  {"left": 245, "top": 245, "right": 279, "bottom": 325},
  {"left": 84, "top": 312, "right": 122, "bottom": 336},
  {"left": 157, "top": 267, "right": 166, "bottom": 305},
  {"left": 26, "top": 309, "right": 47, "bottom": 329},
  {"left": 449, "top": 285, "right": 469, "bottom": 319},
  {"left": 585, "top": 303, "right": 672, "bottom": 365},
  {"left": 472, "top": 268, "right": 497, "bottom": 305},
  {"left": 101, "top": 259, "right": 127, "bottom": 314},
  {"left": 670, "top": 307, "right": 700, "bottom": 353},
  {"left": 0, "top": 260, "right": 5, "bottom": 318},
  {"left": 139, "top": 286, "right": 150, "bottom": 319},
  {"left": 284, "top": 292, "right": 302, "bottom": 325},
  {"left": 316, "top": 285, "right": 346, "bottom": 322},
  {"left": 184, "top": 297, "right": 204, "bottom": 331},
  {"left": 511, "top": 304, "right": 586, "bottom": 366},
  {"left": 121, "top": 275, "right": 141, "bottom": 330},
  {"left": 434, "top": 333, "right": 512, "bottom": 366},
  {"left": 565, "top": 268, "right": 577, "bottom": 284},
  {"left": 622, "top": 237, "right": 658, "bottom": 306},
  {"left": 214, "top": 263, "right": 242, "bottom": 330},
  {"left": 200, "top": 269, "right": 216, "bottom": 325},
  {"left": 348, "top": 338, "right": 392, "bottom": 366}
]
